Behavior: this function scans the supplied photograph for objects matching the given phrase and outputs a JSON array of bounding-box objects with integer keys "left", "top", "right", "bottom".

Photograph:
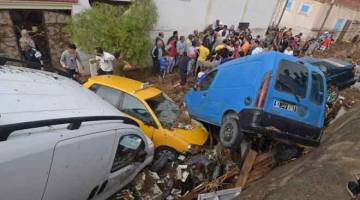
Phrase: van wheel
[
  {"left": 220, "top": 114, "right": 243, "bottom": 149},
  {"left": 150, "top": 147, "right": 177, "bottom": 172}
]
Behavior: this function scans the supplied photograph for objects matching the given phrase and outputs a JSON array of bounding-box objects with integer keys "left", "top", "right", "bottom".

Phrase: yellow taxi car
[{"left": 83, "top": 75, "right": 209, "bottom": 156}]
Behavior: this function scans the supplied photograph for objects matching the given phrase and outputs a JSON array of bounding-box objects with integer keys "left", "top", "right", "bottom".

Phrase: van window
[
  {"left": 199, "top": 70, "right": 217, "bottom": 90},
  {"left": 121, "top": 94, "right": 155, "bottom": 125},
  {"left": 111, "top": 135, "right": 145, "bottom": 173},
  {"left": 310, "top": 72, "right": 324, "bottom": 104},
  {"left": 275, "top": 60, "right": 308, "bottom": 98},
  {"left": 90, "top": 84, "right": 124, "bottom": 108}
]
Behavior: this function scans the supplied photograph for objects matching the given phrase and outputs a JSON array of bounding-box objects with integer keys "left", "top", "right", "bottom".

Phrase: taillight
[{"left": 255, "top": 71, "right": 272, "bottom": 108}]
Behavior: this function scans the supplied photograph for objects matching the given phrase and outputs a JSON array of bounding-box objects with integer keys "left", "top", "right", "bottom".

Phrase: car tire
[
  {"left": 150, "top": 147, "right": 178, "bottom": 172},
  {"left": 219, "top": 114, "right": 244, "bottom": 149}
]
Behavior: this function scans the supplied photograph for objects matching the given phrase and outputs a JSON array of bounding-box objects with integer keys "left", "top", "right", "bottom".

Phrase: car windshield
[{"left": 146, "top": 93, "right": 180, "bottom": 128}]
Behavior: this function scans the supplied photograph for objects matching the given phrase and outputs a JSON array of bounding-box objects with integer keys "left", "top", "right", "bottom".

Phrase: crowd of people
[
  {"left": 151, "top": 19, "right": 335, "bottom": 87},
  {"left": 17, "top": 20, "right": 335, "bottom": 84}
]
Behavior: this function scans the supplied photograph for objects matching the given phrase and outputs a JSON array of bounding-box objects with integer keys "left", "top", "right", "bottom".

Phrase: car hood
[{"left": 170, "top": 120, "right": 209, "bottom": 146}]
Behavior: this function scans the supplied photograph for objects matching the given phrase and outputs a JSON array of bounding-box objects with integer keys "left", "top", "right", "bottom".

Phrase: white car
[{"left": 0, "top": 62, "right": 154, "bottom": 200}]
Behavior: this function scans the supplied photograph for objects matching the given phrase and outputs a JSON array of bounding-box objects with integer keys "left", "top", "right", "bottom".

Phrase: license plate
[{"left": 274, "top": 100, "right": 297, "bottom": 112}]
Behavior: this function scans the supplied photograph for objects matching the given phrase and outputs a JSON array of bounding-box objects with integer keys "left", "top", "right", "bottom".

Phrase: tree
[{"left": 68, "top": 0, "right": 158, "bottom": 66}]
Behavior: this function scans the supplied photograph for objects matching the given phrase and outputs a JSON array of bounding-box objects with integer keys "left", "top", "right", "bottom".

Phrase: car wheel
[
  {"left": 150, "top": 147, "right": 178, "bottom": 172},
  {"left": 219, "top": 114, "right": 243, "bottom": 149}
]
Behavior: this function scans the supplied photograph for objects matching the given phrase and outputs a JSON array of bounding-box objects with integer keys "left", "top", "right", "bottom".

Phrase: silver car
[{"left": 0, "top": 64, "right": 154, "bottom": 200}]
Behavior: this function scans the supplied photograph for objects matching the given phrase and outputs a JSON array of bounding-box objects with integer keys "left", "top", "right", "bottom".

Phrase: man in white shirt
[
  {"left": 284, "top": 46, "right": 294, "bottom": 56},
  {"left": 251, "top": 40, "right": 264, "bottom": 55},
  {"left": 95, "top": 47, "right": 115, "bottom": 75}
]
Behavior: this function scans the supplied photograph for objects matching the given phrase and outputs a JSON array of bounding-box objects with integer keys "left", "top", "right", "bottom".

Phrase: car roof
[
  {"left": 215, "top": 51, "right": 318, "bottom": 72},
  {"left": 303, "top": 57, "right": 352, "bottom": 68},
  {"left": 86, "top": 75, "right": 162, "bottom": 100},
  {"left": 0, "top": 65, "right": 125, "bottom": 125}
]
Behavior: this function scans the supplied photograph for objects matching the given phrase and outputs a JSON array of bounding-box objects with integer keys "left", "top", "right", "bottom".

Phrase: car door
[
  {"left": 186, "top": 70, "right": 218, "bottom": 123},
  {"left": 308, "top": 71, "right": 326, "bottom": 128},
  {"left": 89, "top": 84, "right": 155, "bottom": 139},
  {"left": 119, "top": 93, "right": 157, "bottom": 140},
  {"left": 103, "top": 133, "right": 148, "bottom": 198},
  {"left": 266, "top": 59, "right": 316, "bottom": 127},
  {"left": 42, "top": 130, "right": 116, "bottom": 200}
]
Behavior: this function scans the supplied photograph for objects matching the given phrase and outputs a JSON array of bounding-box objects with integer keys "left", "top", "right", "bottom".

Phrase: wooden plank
[
  {"left": 254, "top": 152, "right": 273, "bottom": 165},
  {"left": 235, "top": 149, "right": 258, "bottom": 188},
  {"left": 180, "top": 167, "right": 240, "bottom": 200}
]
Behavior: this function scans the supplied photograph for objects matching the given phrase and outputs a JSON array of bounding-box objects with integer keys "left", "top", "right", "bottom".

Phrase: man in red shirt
[
  {"left": 167, "top": 34, "right": 177, "bottom": 73},
  {"left": 320, "top": 36, "right": 332, "bottom": 51}
]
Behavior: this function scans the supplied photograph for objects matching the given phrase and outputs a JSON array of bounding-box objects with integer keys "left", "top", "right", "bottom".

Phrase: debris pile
[{"left": 110, "top": 143, "right": 279, "bottom": 200}]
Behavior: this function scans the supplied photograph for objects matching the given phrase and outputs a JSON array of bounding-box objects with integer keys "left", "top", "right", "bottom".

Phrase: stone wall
[
  {"left": 0, "top": 11, "right": 20, "bottom": 59},
  {"left": 43, "top": 11, "right": 71, "bottom": 68}
]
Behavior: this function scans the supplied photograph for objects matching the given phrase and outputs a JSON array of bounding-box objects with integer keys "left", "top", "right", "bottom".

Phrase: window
[
  {"left": 199, "top": 70, "right": 217, "bottom": 90},
  {"left": 121, "top": 94, "right": 155, "bottom": 125},
  {"left": 299, "top": 3, "right": 310, "bottom": 14},
  {"left": 90, "top": 84, "right": 123, "bottom": 108},
  {"left": 334, "top": 19, "right": 345, "bottom": 32},
  {"left": 286, "top": 0, "right": 294, "bottom": 11},
  {"left": 111, "top": 135, "right": 144, "bottom": 173},
  {"left": 310, "top": 72, "right": 324, "bottom": 104},
  {"left": 275, "top": 60, "right": 308, "bottom": 98},
  {"left": 146, "top": 93, "right": 180, "bottom": 128}
]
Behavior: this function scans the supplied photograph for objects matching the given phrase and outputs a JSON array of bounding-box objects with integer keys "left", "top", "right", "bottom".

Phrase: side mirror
[{"left": 135, "top": 149, "right": 147, "bottom": 163}]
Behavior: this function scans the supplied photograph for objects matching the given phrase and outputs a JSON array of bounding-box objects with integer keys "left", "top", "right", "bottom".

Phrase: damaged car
[
  {"left": 185, "top": 51, "right": 327, "bottom": 153},
  {"left": 84, "top": 76, "right": 209, "bottom": 166}
]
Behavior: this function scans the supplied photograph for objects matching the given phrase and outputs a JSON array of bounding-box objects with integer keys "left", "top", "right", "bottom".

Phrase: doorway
[{"left": 9, "top": 10, "right": 52, "bottom": 67}]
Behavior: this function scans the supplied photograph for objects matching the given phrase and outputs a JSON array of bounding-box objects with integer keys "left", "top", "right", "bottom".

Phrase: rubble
[{"left": 133, "top": 170, "right": 163, "bottom": 200}]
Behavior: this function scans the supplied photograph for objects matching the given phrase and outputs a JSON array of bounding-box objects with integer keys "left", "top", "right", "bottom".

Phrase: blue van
[{"left": 184, "top": 51, "right": 327, "bottom": 149}]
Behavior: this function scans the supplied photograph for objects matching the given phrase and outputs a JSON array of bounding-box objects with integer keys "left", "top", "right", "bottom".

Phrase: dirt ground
[{"left": 239, "top": 103, "right": 360, "bottom": 200}]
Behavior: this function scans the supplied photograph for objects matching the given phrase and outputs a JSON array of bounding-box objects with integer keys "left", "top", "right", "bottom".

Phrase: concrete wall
[
  {"left": 153, "top": 0, "right": 278, "bottom": 38},
  {"left": 0, "top": 10, "right": 20, "bottom": 59},
  {"left": 274, "top": 0, "right": 360, "bottom": 40},
  {"left": 43, "top": 11, "right": 72, "bottom": 68},
  {"left": 343, "top": 13, "right": 360, "bottom": 42},
  {"left": 75, "top": 0, "right": 278, "bottom": 38}
]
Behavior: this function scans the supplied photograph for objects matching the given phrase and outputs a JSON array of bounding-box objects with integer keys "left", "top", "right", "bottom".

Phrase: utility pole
[
  {"left": 318, "top": 0, "right": 335, "bottom": 35},
  {"left": 277, "top": 0, "right": 289, "bottom": 27}
]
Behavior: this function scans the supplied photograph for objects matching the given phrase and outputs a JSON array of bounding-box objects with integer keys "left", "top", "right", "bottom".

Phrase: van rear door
[{"left": 264, "top": 59, "right": 326, "bottom": 145}]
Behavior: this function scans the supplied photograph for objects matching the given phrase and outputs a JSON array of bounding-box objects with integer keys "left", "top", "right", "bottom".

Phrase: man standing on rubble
[
  {"left": 95, "top": 47, "right": 115, "bottom": 75},
  {"left": 60, "top": 43, "right": 84, "bottom": 79}
]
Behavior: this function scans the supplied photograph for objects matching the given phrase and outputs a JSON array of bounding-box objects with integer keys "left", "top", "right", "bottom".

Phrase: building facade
[
  {"left": 0, "top": 0, "right": 77, "bottom": 68},
  {"left": 273, "top": 0, "right": 360, "bottom": 41},
  {"left": 0, "top": 0, "right": 278, "bottom": 71}
]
